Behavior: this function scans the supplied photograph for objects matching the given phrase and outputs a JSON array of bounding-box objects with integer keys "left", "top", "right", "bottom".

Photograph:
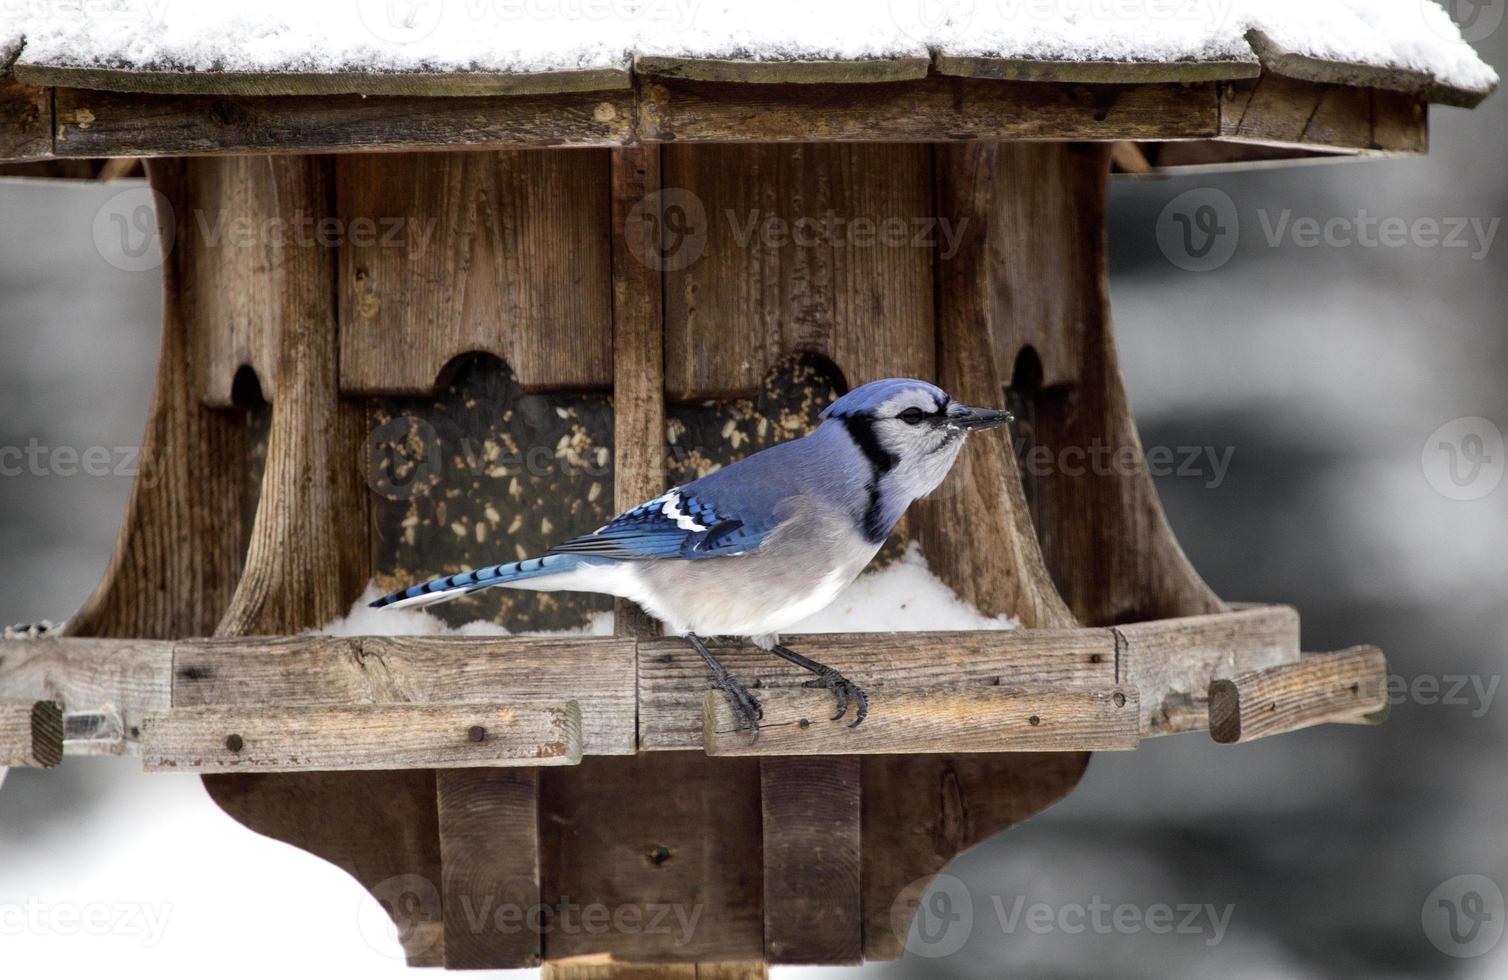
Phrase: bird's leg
[
  {"left": 770, "top": 644, "right": 870, "bottom": 728},
  {"left": 686, "top": 632, "right": 763, "bottom": 740}
]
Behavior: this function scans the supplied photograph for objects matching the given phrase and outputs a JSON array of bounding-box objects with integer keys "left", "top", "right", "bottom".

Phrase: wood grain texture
[
  {"left": 0, "top": 701, "right": 63, "bottom": 768},
  {"left": 662, "top": 143, "right": 934, "bottom": 399},
  {"left": 52, "top": 87, "right": 632, "bottom": 157},
  {"left": 639, "top": 629, "right": 1114, "bottom": 750},
  {"left": 635, "top": 54, "right": 929, "bottom": 84},
  {"left": 640, "top": 76, "right": 1222, "bottom": 143},
  {"left": 172, "top": 635, "right": 637, "bottom": 756},
  {"left": 1209, "top": 646, "right": 1388, "bottom": 744},
  {"left": 63, "top": 158, "right": 262, "bottom": 639},
  {"left": 543, "top": 964, "right": 768, "bottom": 980},
  {"left": 539, "top": 753, "right": 764, "bottom": 962},
  {"left": 438, "top": 767, "right": 544, "bottom": 969},
  {"left": 337, "top": 150, "right": 612, "bottom": 395},
  {"left": 861, "top": 752, "right": 1091, "bottom": 959},
  {"left": 182, "top": 155, "right": 280, "bottom": 406},
  {"left": 611, "top": 144, "right": 668, "bottom": 638},
  {"left": 0, "top": 638, "right": 171, "bottom": 755},
  {"left": 16, "top": 62, "right": 631, "bottom": 98},
  {"left": 935, "top": 55, "right": 1260, "bottom": 84},
  {"left": 142, "top": 702, "right": 581, "bottom": 772},
  {"left": 216, "top": 155, "right": 370, "bottom": 635},
  {"left": 1116, "top": 604, "right": 1300, "bottom": 736},
  {"left": 912, "top": 141, "right": 1076, "bottom": 629},
  {"left": 997, "top": 142, "right": 1226, "bottom": 626},
  {"left": 1219, "top": 75, "right": 1428, "bottom": 154},
  {"left": 707, "top": 687, "right": 1140, "bottom": 755},
  {"left": 760, "top": 757, "right": 861, "bottom": 964},
  {"left": 0, "top": 79, "right": 49, "bottom": 161}
]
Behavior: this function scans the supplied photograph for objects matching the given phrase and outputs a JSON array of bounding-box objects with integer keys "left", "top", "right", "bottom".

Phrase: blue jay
[{"left": 373, "top": 378, "right": 1011, "bottom": 737}]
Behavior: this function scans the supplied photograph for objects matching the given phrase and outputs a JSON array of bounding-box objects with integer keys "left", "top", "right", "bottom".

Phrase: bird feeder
[{"left": 0, "top": 5, "right": 1492, "bottom": 975}]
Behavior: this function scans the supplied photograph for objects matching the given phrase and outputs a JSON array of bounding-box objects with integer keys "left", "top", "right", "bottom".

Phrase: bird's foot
[
  {"left": 711, "top": 672, "right": 763, "bottom": 740},
  {"left": 802, "top": 667, "right": 870, "bottom": 728}
]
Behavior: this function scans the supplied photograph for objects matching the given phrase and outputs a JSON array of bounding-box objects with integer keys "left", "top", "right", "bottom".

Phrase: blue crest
[{"left": 819, "top": 378, "right": 948, "bottom": 419}]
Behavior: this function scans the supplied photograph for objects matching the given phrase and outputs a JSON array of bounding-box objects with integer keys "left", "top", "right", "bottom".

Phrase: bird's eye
[{"left": 897, "top": 407, "right": 926, "bottom": 425}]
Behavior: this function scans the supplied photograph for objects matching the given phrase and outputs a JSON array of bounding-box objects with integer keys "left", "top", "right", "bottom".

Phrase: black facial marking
[{"left": 842, "top": 415, "right": 899, "bottom": 544}]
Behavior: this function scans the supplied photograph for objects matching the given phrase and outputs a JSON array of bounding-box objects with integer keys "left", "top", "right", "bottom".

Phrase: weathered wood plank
[
  {"left": 52, "top": 88, "right": 632, "bottom": 157},
  {"left": 707, "top": 686, "right": 1139, "bottom": 755},
  {"left": 438, "top": 767, "right": 543, "bottom": 968},
  {"left": 611, "top": 144, "right": 667, "bottom": 639},
  {"left": 172, "top": 635, "right": 637, "bottom": 756},
  {"left": 337, "top": 150, "right": 612, "bottom": 395},
  {"left": 641, "top": 76, "right": 1222, "bottom": 143},
  {"left": 0, "top": 701, "right": 64, "bottom": 768},
  {"left": 913, "top": 141, "right": 1076, "bottom": 628},
  {"left": 16, "top": 62, "right": 631, "bottom": 98},
  {"left": 1116, "top": 604, "right": 1300, "bottom": 736},
  {"left": 1220, "top": 74, "right": 1428, "bottom": 154},
  {"left": 142, "top": 702, "right": 582, "bottom": 772},
  {"left": 997, "top": 142, "right": 1226, "bottom": 625},
  {"left": 1245, "top": 30, "right": 1489, "bottom": 109},
  {"left": 1210, "top": 646, "right": 1388, "bottom": 744},
  {"left": 761, "top": 756, "right": 862, "bottom": 964},
  {"left": 636, "top": 54, "right": 929, "bottom": 84},
  {"left": 539, "top": 754, "right": 765, "bottom": 962},
  {"left": 861, "top": 752, "right": 1090, "bottom": 959},
  {"left": 662, "top": 143, "right": 935, "bottom": 399},
  {"left": 935, "top": 55, "right": 1260, "bottom": 84},
  {"left": 0, "top": 79, "right": 50, "bottom": 161},
  {"left": 543, "top": 965, "right": 768, "bottom": 980},
  {"left": 639, "top": 630, "right": 1114, "bottom": 750},
  {"left": 63, "top": 158, "right": 264, "bottom": 639},
  {"left": 0, "top": 638, "right": 172, "bottom": 755}
]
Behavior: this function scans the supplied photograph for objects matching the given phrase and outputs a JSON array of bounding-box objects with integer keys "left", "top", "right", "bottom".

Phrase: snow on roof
[{"left": 2, "top": 0, "right": 1497, "bottom": 100}]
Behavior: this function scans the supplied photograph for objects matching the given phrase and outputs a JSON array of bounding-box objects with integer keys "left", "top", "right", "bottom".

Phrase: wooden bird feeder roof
[{"left": 0, "top": 0, "right": 1495, "bottom": 166}]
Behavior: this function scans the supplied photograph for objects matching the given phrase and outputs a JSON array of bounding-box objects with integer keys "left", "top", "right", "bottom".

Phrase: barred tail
[{"left": 370, "top": 554, "right": 591, "bottom": 610}]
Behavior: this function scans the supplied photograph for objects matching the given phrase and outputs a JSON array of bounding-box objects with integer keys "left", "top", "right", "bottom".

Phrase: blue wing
[{"left": 547, "top": 488, "right": 772, "bottom": 561}]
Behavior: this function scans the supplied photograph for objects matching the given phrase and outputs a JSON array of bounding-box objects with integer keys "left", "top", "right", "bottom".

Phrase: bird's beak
[{"left": 948, "top": 404, "right": 1014, "bottom": 431}]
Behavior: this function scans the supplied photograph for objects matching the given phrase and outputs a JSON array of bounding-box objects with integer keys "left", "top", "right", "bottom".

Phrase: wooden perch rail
[
  {"left": 140, "top": 702, "right": 583, "bottom": 773},
  {"left": 0, "top": 700, "right": 63, "bottom": 768},
  {"left": 704, "top": 686, "right": 1140, "bottom": 755},
  {"left": 1208, "top": 646, "right": 1389, "bottom": 744}
]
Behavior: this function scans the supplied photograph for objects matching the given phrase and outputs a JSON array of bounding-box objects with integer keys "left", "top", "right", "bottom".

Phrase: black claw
[
  {"left": 802, "top": 667, "right": 870, "bottom": 729},
  {"left": 711, "top": 673, "right": 763, "bottom": 740}
]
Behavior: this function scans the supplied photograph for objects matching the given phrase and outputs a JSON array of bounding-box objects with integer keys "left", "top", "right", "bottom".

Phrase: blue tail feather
[{"left": 370, "top": 553, "right": 591, "bottom": 609}]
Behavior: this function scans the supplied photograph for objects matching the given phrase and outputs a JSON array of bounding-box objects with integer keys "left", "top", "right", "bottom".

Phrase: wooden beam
[
  {"left": 543, "top": 964, "right": 767, "bottom": 980},
  {"left": 640, "top": 75, "right": 1221, "bottom": 143},
  {"left": 1209, "top": 646, "right": 1388, "bottom": 744},
  {"left": 639, "top": 629, "right": 1114, "bottom": 750},
  {"left": 0, "top": 701, "right": 64, "bottom": 768},
  {"left": 706, "top": 686, "right": 1140, "bottom": 755},
  {"left": 1219, "top": 75, "right": 1428, "bottom": 155},
  {"left": 141, "top": 702, "right": 582, "bottom": 773},
  {"left": 0, "top": 79, "right": 49, "bottom": 161},
  {"left": 635, "top": 54, "right": 929, "bottom": 84},
  {"left": 1116, "top": 604, "right": 1300, "bottom": 736},
  {"left": 760, "top": 757, "right": 862, "bottom": 964},
  {"left": 16, "top": 62, "right": 631, "bottom": 98},
  {"left": 172, "top": 635, "right": 637, "bottom": 756},
  {"left": 439, "top": 768, "right": 544, "bottom": 968},
  {"left": 935, "top": 55, "right": 1259, "bottom": 84},
  {"left": 1245, "top": 29, "right": 1490, "bottom": 109}
]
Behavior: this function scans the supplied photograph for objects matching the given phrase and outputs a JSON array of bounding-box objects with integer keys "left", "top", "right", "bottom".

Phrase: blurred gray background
[{"left": 2, "top": 29, "right": 1504, "bottom": 979}]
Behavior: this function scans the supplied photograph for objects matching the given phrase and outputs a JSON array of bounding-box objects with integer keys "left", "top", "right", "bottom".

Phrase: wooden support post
[
  {"left": 439, "top": 768, "right": 544, "bottom": 969},
  {"left": 992, "top": 142, "right": 1225, "bottom": 626},
  {"left": 0, "top": 701, "right": 64, "bottom": 768},
  {"left": 707, "top": 687, "right": 1140, "bottom": 756},
  {"left": 1209, "top": 646, "right": 1389, "bottom": 743},
  {"left": 141, "top": 702, "right": 582, "bottom": 773},
  {"left": 914, "top": 140, "right": 1076, "bottom": 629},
  {"left": 760, "top": 757, "right": 862, "bottom": 965}
]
